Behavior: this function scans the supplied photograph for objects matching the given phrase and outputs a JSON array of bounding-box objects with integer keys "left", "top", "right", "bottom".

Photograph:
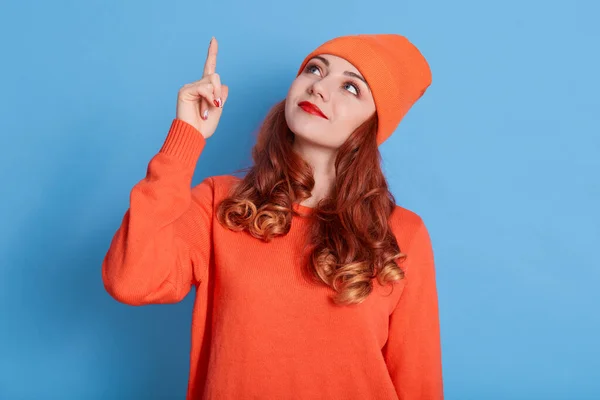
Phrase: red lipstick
[{"left": 298, "top": 101, "right": 328, "bottom": 119}]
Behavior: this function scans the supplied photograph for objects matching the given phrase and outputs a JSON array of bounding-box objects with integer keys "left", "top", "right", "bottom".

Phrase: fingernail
[
  {"left": 214, "top": 98, "right": 222, "bottom": 108},
  {"left": 203, "top": 110, "right": 208, "bottom": 120}
]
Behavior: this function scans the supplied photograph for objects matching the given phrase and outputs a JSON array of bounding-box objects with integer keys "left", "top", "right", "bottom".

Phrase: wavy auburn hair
[{"left": 216, "top": 99, "right": 406, "bottom": 305}]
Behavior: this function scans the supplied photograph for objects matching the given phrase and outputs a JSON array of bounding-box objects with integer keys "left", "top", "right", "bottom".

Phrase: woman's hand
[{"left": 176, "top": 37, "right": 229, "bottom": 139}]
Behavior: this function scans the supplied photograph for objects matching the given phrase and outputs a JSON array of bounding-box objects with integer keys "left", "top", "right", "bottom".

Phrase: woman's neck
[{"left": 292, "top": 140, "right": 337, "bottom": 207}]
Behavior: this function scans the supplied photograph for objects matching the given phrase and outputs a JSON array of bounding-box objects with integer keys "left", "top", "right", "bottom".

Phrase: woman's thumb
[{"left": 221, "top": 85, "right": 229, "bottom": 105}]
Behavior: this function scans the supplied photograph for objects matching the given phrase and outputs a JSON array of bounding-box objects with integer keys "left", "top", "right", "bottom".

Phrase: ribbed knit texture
[{"left": 102, "top": 119, "right": 444, "bottom": 399}]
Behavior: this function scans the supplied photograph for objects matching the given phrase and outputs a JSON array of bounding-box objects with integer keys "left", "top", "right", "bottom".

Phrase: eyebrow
[{"left": 311, "top": 55, "right": 371, "bottom": 90}]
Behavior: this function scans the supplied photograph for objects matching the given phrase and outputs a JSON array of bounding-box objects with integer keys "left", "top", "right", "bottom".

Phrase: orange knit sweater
[{"left": 102, "top": 118, "right": 444, "bottom": 399}]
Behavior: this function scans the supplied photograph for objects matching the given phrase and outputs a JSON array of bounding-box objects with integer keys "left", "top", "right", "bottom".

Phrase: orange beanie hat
[{"left": 296, "top": 34, "right": 432, "bottom": 145}]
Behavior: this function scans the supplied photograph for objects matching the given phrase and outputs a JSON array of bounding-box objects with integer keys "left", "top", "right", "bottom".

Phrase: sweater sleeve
[
  {"left": 384, "top": 220, "right": 444, "bottom": 399},
  {"left": 102, "top": 119, "right": 214, "bottom": 306}
]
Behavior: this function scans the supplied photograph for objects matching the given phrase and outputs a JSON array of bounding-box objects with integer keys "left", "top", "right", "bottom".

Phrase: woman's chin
[
  {"left": 288, "top": 117, "right": 326, "bottom": 135},
  {"left": 289, "top": 121, "right": 323, "bottom": 140},
  {"left": 293, "top": 131, "right": 340, "bottom": 150}
]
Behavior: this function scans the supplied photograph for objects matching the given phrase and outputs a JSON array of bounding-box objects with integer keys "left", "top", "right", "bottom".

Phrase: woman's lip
[{"left": 298, "top": 101, "right": 328, "bottom": 119}]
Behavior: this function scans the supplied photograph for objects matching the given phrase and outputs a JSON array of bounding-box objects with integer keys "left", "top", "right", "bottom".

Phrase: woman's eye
[
  {"left": 344, "top": 82, "right": 359, "bottom": 96},
  {"left": 307, "top": 65, "right": 321, "bottom": 75},
  {"left": 305, "top": 64, "right": 360, "bottom": 96}
]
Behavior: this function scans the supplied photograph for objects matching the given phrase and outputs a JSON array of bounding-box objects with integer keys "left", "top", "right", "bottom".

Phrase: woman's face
[{"left": 285, "top": 54, "right": 376, "bottom": 149}]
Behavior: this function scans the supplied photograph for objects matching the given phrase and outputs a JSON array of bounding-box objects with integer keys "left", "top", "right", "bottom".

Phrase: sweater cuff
[{"left": 159, "top": 119, "right": 207, "bottom": 169}]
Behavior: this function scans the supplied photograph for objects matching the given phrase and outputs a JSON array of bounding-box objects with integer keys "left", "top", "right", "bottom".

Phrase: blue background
[{"left": 1, "top": 0, "right": 598, "bottom": 399}]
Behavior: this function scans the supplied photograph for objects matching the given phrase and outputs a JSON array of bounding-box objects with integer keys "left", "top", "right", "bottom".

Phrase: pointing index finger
[{"left": 203, "top": 37, "right": 218, "bottom": 77}]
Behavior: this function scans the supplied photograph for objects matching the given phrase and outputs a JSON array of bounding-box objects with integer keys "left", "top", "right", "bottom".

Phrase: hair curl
[{"left": 216, "top": 99, "right": 406, "bottom": 305}]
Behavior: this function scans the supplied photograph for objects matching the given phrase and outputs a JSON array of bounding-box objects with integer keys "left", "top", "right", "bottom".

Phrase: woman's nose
[{"left": 308, "top": 80, "right": 329, "bottom": 102}]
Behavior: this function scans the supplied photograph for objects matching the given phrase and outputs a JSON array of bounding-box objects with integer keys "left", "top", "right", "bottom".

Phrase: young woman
[{"left": 103, "top": 34, "right": 443, "bottom": 399}]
